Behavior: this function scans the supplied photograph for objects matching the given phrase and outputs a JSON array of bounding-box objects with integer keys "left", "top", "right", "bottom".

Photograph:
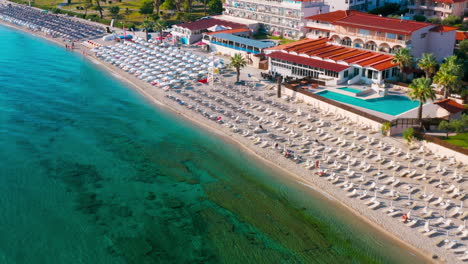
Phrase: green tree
[
  {"left": 442, "top": 15, "right": 462, "bottom": 26},
  {"left": 141, "top": 20, "right": 154, "bottom": 41},
  {"left": 427, "top": 17, "right": 441, "bottom": 24},
  {"left": 153, "top": 19, "right": 167, "bottom": 42},
  {"left": 93, "top": 0, "right": 103, "bottom": 19},
  {"left": 208, "top": 0, "right": 222, "bottom": 14},
  {"left": 434, "top": 56, "right": 463, "bottom": 98},
  {"left": 417, "top": 53, "right": 437, "bottom": 78},
  {"left": 153, "top": 0, "right": 162, "bottom": 17},
  {"left": 438, "top": 120, "right": 452, "bottom": 138},
  {"left": 83, "top": 0, "right": 93, "bottom": 16},
  {"left": 160, "top": 0, "right": 176, "bottom": 10},
  {"left": 392, "top": 47, "right": 413, "bottom": 81},
  {"left": 413, "top": 15, "right": 426, "bottom": 22},
  {"left": 408, "top": 77, "right": 436, "bottom": 129},
  {"left": 109, "top": 6, "right": 120, "bottom": 19},
  {"left": 381, "top": 122, "right": 391, "bottom": 136},
  {"left": 450, "top": 120, "right": 465, "bottom": 133},
  {"left": 403, "top": 127, "right": 415, "bottom": 145},
  {"left": 140, "top": 0, "right": 154, "bottom": 17},
  {"left": 458, "top": 39, "right": 468, "bottom": 56},
  {"left": 229, "top": 53, "right": 247, "bottom": 83}
]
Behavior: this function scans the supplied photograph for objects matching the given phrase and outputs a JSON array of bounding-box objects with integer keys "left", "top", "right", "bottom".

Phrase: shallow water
[{"left": 0, "top": 25, "right": 426, "bottom": 264}]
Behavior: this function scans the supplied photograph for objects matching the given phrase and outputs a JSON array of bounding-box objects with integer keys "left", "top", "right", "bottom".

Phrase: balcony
[
  {"left": 433, "top": 6, "right": 452, "bottom": 13},
  {"left": 304, "top": 22, "right": 334, "bottom": 31}
]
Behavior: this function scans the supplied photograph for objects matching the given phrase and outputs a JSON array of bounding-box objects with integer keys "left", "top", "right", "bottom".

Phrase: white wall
[
  {"left": 282, "top": 87, "right": 384, "bottom": 131},
  {"left": 424, "top": 141, "right": 468, "bottom": 165},
  {"left": 428, "top": 30, "right": 456, "bottom": 62},
  {"left": 410, "top": 27, "right": 431, "bottom": 60},
  {"left": 410, "top": 26, "right": 455, "bottom": 62}
]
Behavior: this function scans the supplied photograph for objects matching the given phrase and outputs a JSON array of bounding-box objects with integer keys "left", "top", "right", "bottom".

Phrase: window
[
  {"left": 354, "top": 68, "right": 359, "bottom": 76},
  {"left": 420, "top": 33, "right": 427, "bottom": 39},
  {"left": 367, "top": 70, "right": 373, "bottom": 79},
  {"left": 344, "top": 70, "right": 348, "bottom": 78},
  {"left": 387, "top": 33, "right": 396, "bottom": 39},
  {"left": 362, "top": 69, "right": 366, "bottom": 77},
  {"left": 397, "top": 35, "right": 404, "bottom": 40},
  {"left": 359, "top": 29, "right": 370, "bottom": 35}
]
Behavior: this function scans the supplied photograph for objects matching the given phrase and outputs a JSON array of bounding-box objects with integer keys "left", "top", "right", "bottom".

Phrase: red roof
[
  {"left": 206, "top": 28, "right": 250, "bottom": 35},
  {"left": 456, "top": 31, "right": 468, "bottom": 41},
  {"left": 429, "top": 25, "right": 457, "bottom": 33},
  {"left": 334, "top": 13, "right": 431, "bottom": 35},
  {"left": 267, "top": 51, "right": 349, "bottom": 72},
  {"left": 306, "top": 10, "right": 432, "bottom": 35},
  {"left": 305, "top": 10, "right": 360, "bottom": 22},
  {"left": 434, "top": 99, "right": 466, "bottom": 114},
  {"left": 266, "top": 38, "right": 398, "bottom": 71},
  {"left": 174, "top": 18, "right": 245, "bottom": 31}
]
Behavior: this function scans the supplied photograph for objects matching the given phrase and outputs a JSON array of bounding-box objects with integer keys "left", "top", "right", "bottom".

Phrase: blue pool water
[
  {"left": 317, "top": 91, "right": 419, "bottom": 116},
  {"left": 338, "top": 87, "right": 362, "bottom": 94},
  {"left": 0, "top": 24, "right": 426, "bottom": 264}
]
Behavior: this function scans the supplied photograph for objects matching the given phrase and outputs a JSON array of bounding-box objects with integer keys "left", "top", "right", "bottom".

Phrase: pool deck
[{"left": 310, "top": 85, "right": 418, "bottom": 121}]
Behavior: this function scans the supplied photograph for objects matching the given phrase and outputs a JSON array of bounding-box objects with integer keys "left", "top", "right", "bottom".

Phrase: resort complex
[
  {"left": 0, "top": 0, "right": 467, "bottom": 263},
  {"left": 407, "top": 0, "right": 468, "bottom": 19}
]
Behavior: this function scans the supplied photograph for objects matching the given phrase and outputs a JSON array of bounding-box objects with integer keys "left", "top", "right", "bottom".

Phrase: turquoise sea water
[
  {"left": 317, "top": 91, "right": 419, "bottom": 116},
  {"left": 338, "top": 87, "right": 362, "bottom": 94},
  {"left": 0, "top": 25, "right": 426, "bottom": 264}
]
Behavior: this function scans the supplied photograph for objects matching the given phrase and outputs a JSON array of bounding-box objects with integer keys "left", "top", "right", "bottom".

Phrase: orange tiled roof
[
  {"left": 305, "top": 10, "right": 361, "bottom": 22},
  {"left": 429, "top": 25, "right": 457, "bottom": 33},
  {"left": 265, "top": 38, "right": 398, "bottom": 71},
  {"left": 434, "top": 99, "right": 466, "bottom": 113},
  {"left": 456, "top": 31, "right": 468, "bottom": 41},
  {"left": 306, "top": 10, "right": 432, "bottom": 35}
]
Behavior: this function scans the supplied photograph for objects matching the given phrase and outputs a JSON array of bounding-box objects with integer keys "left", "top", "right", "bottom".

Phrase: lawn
[{"left": 442, "top": 133, "right": 468, "bottom": 148}]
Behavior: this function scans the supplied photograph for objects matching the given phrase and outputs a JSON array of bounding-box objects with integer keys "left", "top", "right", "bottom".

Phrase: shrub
[
  {"left": 403, "top": 127, "right": 415, "bottom": 145},
  {"left": 442, "top": 15, "right": 462, "bottom": 26},
  {"left": 427, "top": 17, "right": 441, "bottom": 24},
  {"left": 413, "top": 15, "right": 426, "bottom": 22}
]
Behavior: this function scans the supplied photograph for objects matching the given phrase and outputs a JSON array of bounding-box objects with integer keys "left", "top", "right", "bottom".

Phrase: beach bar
[{"left": 203, "top": 32, "right": 275, "bottom": 56}]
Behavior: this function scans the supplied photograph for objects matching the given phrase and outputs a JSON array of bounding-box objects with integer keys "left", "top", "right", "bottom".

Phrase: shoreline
[{"left": 0, "top": 21, "right": 440, "bottom": 263}]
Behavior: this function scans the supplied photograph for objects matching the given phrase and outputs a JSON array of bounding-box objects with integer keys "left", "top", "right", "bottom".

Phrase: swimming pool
[
  {"left": 317, "top": 91, "right": 419, "bottom": 116},
  {"left": 338, "top": 87, "right": 362, "bottom": 94}
]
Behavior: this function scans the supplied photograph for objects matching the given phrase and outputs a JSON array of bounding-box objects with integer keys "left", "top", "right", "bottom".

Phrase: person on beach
[
  {"left": 259, "top": 124, "right": 264, "bottom": 131},
  {"left": 71, "top": 42, "right": 75, "bottom": 49}
]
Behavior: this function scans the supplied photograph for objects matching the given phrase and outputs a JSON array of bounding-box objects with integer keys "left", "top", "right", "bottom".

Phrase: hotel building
[
  {"left": 264, "top": 11, "right": 457, "bottom": 86},
  {"left": 171, "top": 18, "right": 248, "bottom": 44},
  {"left": 304, "top": 10, "right": 456, "bottom": 61},
  {"left": 223, "top": 0, "right": 329, "bottom": 39},
  {"left": 265, "top": 38, "right": 400, "bottom": 86},
  {"left": 407, "top": 0, "right": 468, "bottom": 19}
]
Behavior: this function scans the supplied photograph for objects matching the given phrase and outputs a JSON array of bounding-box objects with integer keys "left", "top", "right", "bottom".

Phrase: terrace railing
[
  {"left": 422, "top": 134, "right": 468, "bottom": 156},
  {"left": 283, "top": 82, "right": 388, "bottom": 124},
  {"left": 211, "top": 41, "right": 260, "bottom": 54}
]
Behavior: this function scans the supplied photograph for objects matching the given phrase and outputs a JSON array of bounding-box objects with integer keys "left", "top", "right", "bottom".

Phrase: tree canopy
[{"left": 140, "top": 0, "right": 154, "bottom": 16}]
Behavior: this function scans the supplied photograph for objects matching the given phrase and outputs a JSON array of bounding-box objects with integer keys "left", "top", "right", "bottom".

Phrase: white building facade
[{"left": 223, "top": 0, "right": 329, "bottom": 39}]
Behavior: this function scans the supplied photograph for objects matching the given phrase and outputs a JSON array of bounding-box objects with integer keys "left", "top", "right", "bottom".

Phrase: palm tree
[
  {"left": 392, "top": 48, "right": 413, "bottom": 81},
  {"left": 433, "top": 56, "right": 462, "bottom": 98},
  {"left": 229, "top": 53, "right": 247, "bottom": 83},
  {"left": 433, "top": 69, "right": 457, "bottom": 99},
  {"left": 408, "top": 77, "right": 436, "bottom": 129},
  {"left": 152, "top": 19, "right": 166, "bottom": 42},
  {"left": 141, "top": 20, "right": 154, "bottom": 41},
  {"left": 417, "top": 53, "right": 437, "bottom": 78}
]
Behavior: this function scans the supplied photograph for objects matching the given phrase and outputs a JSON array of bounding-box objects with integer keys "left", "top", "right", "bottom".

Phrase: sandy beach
[{"left": 1, "top": 8, "right": 467, "bottom": 263}]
